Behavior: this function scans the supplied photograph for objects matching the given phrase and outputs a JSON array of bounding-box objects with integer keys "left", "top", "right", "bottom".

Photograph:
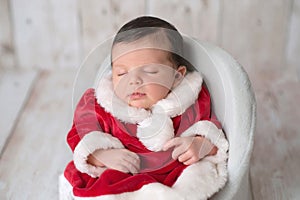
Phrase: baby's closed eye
[{"left": 142, "top": 65, "right": 159, "bottom": 73}]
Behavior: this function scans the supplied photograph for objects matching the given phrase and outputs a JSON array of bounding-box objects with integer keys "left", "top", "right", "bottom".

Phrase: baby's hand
[
  {"left": 87, "top": 149, "right": 140, "bottom": 174},
  {"left": 163, "top": 136, "right": 217, "bottom": 165}
]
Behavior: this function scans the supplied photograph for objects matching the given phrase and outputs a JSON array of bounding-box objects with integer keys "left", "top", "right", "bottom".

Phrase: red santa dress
[{"left": 63, "top": 71, "right": 229, "bottom": 200}]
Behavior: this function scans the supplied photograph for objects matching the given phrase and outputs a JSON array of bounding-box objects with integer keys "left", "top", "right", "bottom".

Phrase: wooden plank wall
[
  {"left": 147, "top": 0, "right": 220, "bottom": 43},
  {"left": 286, "top": 0, "right": 300, "bottom": 81},
  {"left": 0, "top": 0, "right": 15, "bottom": 69},
  {"left": 0, "top": 0, "right": 299, "bottom": 199},
  {"left": 9, "top": 0, "right": 81, "bottom": 69},
  {"left": 79, "top": 0, "right": 146, "bottom": 57},
  {"left": 1, "top": 0, "right": 299, "bottom": 73}
]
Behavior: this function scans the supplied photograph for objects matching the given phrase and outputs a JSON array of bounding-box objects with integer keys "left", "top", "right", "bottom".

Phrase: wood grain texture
[
  {"left": 250, "top": 76, "right": 300, "bottom": 200},
  {"left": 0, "top": 0, "right": 15, "bottom": 69},
  {"left": 79, "top": 0, "right": 146, "bottom": 57},
  {"left": 10, "top": 0, "right": 81, "bottom": 69},
  {"left": 147, "top": 0, "right": 221, "bottom": 43},
  {"left": 0, "top": 70, "right": 75, "bottom": 199},
  {"left": 0, "top": 70, "right": 38, "bottom": 155},
  {"left": 286, "top": 0, "right": 300, "bottom": 81},
  {"left": 220, "top": 0, "right": 290, "bottom": 80}
]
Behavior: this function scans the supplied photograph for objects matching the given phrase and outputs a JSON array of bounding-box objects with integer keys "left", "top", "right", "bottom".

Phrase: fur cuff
[
  {"left": 173, "top": 159, "right": 227, "bottom": 200},
  {"left": 173, "top": 120, "right": 229, "bottom": 199},
  {"left": 73, "top": 131, "right": 124, "bottom": 178},
  {"left": 180, "top": 120, "right": 229, "bottom": 163}
]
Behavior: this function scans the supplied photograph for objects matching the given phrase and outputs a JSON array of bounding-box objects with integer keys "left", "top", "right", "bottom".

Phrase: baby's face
[{"left": 112, "top": 44, "right": 185, "bottom": 109}]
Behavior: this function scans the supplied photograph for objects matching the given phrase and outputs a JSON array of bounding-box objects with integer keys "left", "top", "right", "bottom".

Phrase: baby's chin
[{"left": 128, "top": 101, "right": 152, "bottom": 110}]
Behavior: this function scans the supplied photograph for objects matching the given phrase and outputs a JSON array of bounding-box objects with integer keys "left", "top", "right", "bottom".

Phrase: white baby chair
[
  {"left": 182, "top": 37, "right": 256, "bottom": 200},
  {"left": 59, "top": 36, "right": 256, "bottom": 200}
]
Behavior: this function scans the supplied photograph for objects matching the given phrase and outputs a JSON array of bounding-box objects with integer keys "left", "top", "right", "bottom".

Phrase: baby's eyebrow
[{"left": 112, "top": 64, "right": 127, "bottom": 69}]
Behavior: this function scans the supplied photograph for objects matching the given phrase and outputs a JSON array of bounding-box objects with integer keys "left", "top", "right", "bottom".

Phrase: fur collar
[{"left": 95, "top": 71, "right": 203, "bottom": 151}]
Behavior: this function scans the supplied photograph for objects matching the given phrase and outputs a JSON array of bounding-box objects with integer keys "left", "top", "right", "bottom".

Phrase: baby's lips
[{"left": 129, "top": 92, "right": 146, "bottom": 100}]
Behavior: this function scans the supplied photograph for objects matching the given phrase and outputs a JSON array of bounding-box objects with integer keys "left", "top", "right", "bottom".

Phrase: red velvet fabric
[{"left": 64, "top": 86, "right": 218, "bottom": 197}]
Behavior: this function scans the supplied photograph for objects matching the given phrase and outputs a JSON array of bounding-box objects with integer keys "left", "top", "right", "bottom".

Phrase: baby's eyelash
[
  {"left": 144, "top": 70, "right": 158, "bottom": 74},
  {"left": 117, "top": 72, "right": 127, "bottom": 76}
]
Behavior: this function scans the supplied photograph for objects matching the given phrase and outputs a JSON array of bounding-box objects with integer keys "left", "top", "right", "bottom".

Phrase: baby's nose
[{"left": 129, "top": 73, "right": 143, "bottom": 85}]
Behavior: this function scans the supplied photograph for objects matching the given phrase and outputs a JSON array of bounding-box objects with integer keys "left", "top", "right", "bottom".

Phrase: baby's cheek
[
  {"left": 146, "top": 75, "right": 174, "bottom": 90},
  {"left": 113, "top": 78, "right": 128, "bottom": 94},
  {"left": 148, "top": 85, "right": 170, "bottom": 101}
]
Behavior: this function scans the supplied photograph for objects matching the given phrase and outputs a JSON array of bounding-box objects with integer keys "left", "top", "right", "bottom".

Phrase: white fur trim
[
  {"left": 180, "top": 120, "right": 229, "bottom": 163},
  {"left": 73, "top": 131, "right": 124, "bottom": 178},
  {"left": 59, "top": 174, "right": 74, "bottom": 200},
  {"left": 172, "top": 159, "right": 228, "bottom": 200},
  {"left": 137, "top": 113, "right": 174, "bottom": 151},
  {"left": 170, "top": 120, "right": 228, "bottom": 199},
  {"left": 95, "top": 71, "right": 203, "bottom": 151},
  {"left": 154, "top": 71, "right": 203, "bottom": 117}
]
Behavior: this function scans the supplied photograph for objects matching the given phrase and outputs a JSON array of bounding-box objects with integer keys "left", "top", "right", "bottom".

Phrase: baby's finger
[
  {"left": 172, "top": 144, "right": 187, "bottom": 160},
  {"left": 163, "top": 138, "right": 181, "bottom": 151},
  {"left": 127, "top": 151, "right": 140, "bottom": 161},
  {"left": 183, "top": 157, "right": 198, "bottom": 165},
  {"left": 126, "top": 152, "right": 140, "bottom": 167},
  {"left": 178, "top": 151, "right": 192, "bottom": 163},
  {"left": 124, "top": 155, "right": 140, "bottom": 171},
  {"left": 123, "top": 159, "right": 139, "bottom": 174},
  {"left": 116, "top": 164, "right": 131, "bottom": 173}
]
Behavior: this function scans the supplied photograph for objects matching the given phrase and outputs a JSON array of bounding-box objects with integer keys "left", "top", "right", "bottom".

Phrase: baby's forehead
[
  {"left": 112, "top": 34, "right": 172, "bottom": 58},
  {"left": 112, "top": 49, "right": 174, "bottom": 68},
  {"left": 111, "top": 48, "right": 174, "bottom": 69}
]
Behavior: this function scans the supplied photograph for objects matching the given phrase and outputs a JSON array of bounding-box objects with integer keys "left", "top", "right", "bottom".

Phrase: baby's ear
[{"left": 172, "top": 65, "right": 186, "bottom": 88}]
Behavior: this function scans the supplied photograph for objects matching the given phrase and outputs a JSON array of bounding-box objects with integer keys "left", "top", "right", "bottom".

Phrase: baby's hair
[{"left": 112, "top": 16, "right": 194, "bottom": 71}]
